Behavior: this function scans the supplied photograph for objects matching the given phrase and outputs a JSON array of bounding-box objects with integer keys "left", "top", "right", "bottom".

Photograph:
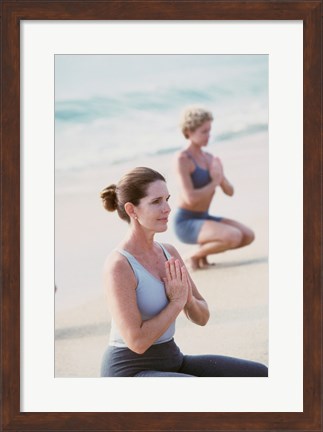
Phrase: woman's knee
[
  {"left": 257, "top": 363, "right": 268, "bottom": 377},
  {"left": 243, "top": 228, "right": 255, "bottom": 246},
  {"left": 224, "top": 228, "right": 243, "bottom": 248}
]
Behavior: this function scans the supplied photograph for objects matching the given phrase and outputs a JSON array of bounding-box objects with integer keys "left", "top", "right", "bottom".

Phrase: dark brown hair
[{"left": 100, "top": 167, "right": 166, "bottom": 223}]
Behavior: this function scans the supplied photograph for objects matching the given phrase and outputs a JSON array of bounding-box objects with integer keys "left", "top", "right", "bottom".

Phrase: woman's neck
[
  {"left": 121, "top": 228, "right": 156, "bottom": 254},
  {"left": 187, "top": 143, "right": 203, "bottom": 157}
]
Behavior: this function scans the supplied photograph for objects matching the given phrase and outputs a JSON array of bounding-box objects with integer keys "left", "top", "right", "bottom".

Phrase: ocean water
[{"left": 55, "top": 55, "right": 268, "bottom": 175}]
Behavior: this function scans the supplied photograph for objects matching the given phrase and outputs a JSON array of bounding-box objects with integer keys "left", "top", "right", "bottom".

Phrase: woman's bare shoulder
[
  {"left": 103, "top": 250, "right": 131, "bottom": 275},
  {"left": 161, "top": 243, "right": 181, "bottom": 260},
  {"left": 174, "top": 150, "right": 192, "bottom": 170},
  {"left": 174, "top": 148, "right": 189, "bottom": 159},
  {"left": 103, "top": 250, "right": 136, "bottom": 292}
]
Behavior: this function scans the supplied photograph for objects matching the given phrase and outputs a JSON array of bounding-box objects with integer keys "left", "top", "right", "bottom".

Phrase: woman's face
[
  {"left": 187, "top": 120, "right": 212, "bottom": 147},
  {"left": 135, "top": 180, "right": 171, "bottom": 233}
]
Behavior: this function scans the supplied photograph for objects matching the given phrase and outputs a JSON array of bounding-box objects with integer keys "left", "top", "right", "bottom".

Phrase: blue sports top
[
  {"left": 109, "top": 242, "right": 175, "bottom": 348},
  {"left": 186, "top": 151, "right": 212, "bottom": 189}
]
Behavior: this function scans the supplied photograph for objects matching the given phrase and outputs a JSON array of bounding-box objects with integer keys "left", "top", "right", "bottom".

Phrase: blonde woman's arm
[{"left": 208, "top": 154, "right": 234, "bottom": 196}]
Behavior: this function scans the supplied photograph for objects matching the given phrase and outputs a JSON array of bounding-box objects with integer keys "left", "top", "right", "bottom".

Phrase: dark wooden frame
[{"left": 1, "top": 1, "right": 322, "bottom": 431}]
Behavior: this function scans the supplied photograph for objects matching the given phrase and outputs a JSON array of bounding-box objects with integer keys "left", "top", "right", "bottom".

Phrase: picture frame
[{"left": 1, "top": 1, "right": 321, "bottom": 431}]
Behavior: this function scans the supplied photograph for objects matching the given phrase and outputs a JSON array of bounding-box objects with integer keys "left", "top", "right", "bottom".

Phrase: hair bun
[{"left": 100, "top": 184, "right": 118, "bottom": 211}]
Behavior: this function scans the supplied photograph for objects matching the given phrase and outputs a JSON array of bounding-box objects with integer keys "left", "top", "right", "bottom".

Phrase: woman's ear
[
  {"left": 184, "top": 128, "right": 192, "bottom": 140},
  {"left": 124, "top": 202, "right": 137, "bottom": 221}
]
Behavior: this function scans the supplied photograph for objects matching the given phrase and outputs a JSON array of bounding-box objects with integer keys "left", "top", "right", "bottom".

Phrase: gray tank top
[{"left": 109, "top": 242, "right": 176, "bottom": 348}]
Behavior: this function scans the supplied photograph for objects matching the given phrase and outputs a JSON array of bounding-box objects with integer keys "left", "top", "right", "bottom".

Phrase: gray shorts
[{"left": 174, "top": 208, "right": 222, "bottom": 244}]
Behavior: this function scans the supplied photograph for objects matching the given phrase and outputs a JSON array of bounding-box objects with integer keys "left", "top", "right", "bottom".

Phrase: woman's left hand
[{"left": 184, "top": 266, "right": 194, "bottom": 307}]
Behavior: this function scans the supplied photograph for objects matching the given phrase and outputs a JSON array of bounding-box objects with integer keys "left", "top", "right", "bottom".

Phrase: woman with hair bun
[
  {"left": 174, "top": 106, "right": 255, "bottom": 270},
  {"left": 100, "top": 166, "right": 267, "bottom": 377}
]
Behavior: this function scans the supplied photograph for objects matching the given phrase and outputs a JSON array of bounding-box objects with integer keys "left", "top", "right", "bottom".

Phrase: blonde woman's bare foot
[
  {"left": 185, "top": 257, "right": 200, "bottom": 271},
  {"left": 199, "top": 257, "right": 216, "bottom": 269}
]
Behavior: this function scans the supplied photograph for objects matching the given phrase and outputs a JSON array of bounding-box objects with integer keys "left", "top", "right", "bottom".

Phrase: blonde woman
[{"left": 174, "top": 106, "right": 255, "bottom": 270}]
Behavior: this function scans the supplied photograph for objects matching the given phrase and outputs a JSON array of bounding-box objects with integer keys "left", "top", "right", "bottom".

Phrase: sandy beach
[{"left": 55, "top": 131, "right": 268, "bottom": 377}]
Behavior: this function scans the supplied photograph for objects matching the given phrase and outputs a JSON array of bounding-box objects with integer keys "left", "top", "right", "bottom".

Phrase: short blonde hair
[{"left": 180, "top": 106, "right": 213, "bottom": 138}]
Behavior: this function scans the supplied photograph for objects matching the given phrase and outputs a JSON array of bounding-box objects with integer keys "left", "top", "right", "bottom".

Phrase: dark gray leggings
[
  {"left": 100, "top": 339, "right": 268, "bottom": 378},
  {"left": 135, "top": 354, "right": 268, "bottom": 377}
]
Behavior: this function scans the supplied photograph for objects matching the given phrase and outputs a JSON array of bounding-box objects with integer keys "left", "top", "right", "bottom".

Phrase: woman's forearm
[
  {"left": 184, "top": 298, "right": 210, "bottom": 326},
  {"left": 126, "top": 300, "right": 183, "bottom": 354},
  {"left": 221, "top": 176, "right": 234, "bottom": 196},
  {"left": 184, "top": 180, "right": 217, "bottom": 206}
]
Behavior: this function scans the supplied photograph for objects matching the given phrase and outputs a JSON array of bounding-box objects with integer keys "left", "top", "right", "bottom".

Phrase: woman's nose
[{"left": 164, "top": 202, "right": 171, "bottom": 213}]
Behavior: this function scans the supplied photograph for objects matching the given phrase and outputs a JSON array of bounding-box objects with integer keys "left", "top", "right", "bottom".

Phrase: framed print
[{"left": 1, "top": 1, "right": 322, "bottom": 431}]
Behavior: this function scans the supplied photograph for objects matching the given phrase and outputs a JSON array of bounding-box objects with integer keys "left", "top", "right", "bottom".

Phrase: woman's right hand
[
  {"left": 210, "top": 156, "right": 224, "bottom": 186},
  {"left": 163, "top": 257, "right": 189, "bottom": 309}
]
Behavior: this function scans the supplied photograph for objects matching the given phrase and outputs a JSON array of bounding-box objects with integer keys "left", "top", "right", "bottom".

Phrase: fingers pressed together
[{"left": 165, "top": 257, "right": 185, "bottom": 281}]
